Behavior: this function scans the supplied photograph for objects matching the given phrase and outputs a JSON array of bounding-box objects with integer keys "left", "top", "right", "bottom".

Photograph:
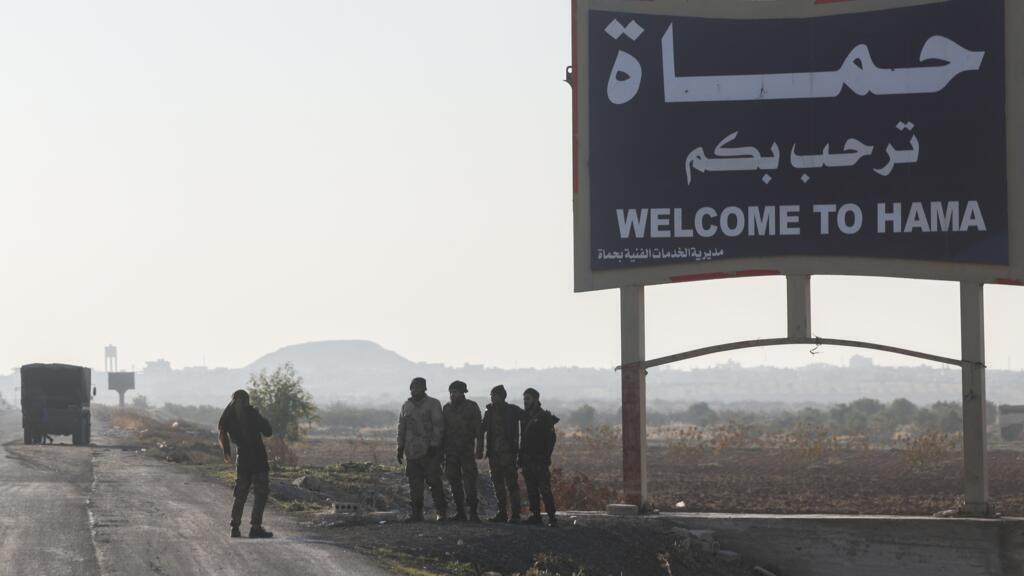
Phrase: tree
[
  {"left": 795, "top": 407, "right": 826, "bottom": 428},
  {"left": 568, "top": 404, "right": 598, "bottom": 428},
  {"left": 850, "top": 398, "right": 884, "bottom": 417},
  {"left": 247, "top": 363, "right": 317, "bottom": 443},
  {"left": 913, "top": 408, "right": 939, "bottom": 432},
  {"left": 885, "top": 398, "right": 918, "bottom": 426},
  {"left": 828, "top": 403, "right": 852, "bottom": 433},
  {"left": 938, "top": 408, "right": 963, "bottom": 434},
  {"left": 686, "top": 402, "right": 718, "bottom": 427},
  {"left": 925, "top": 401, "right": 963, "bottom": 434},
  {"left": 131, "top": 395, "right": 150, "bottom": 411}
]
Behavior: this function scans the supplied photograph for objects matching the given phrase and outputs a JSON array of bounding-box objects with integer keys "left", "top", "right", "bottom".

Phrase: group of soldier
[
  {"left": 397, "top": 377, "right": 560, "bottom": 526},
  {"left": 218, "top": 377, "right": 560, "bottom": 539}
]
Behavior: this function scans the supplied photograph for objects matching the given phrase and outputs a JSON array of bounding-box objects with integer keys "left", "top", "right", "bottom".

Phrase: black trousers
[
  {"left": 489, "top": 452, "right": 521, "bottom": 517},
  {"left": 231, "top": 469, "right": 270, "bottom": 528},
  {"left": 521, "top": 458, "right": 556, "bottom": 517}
]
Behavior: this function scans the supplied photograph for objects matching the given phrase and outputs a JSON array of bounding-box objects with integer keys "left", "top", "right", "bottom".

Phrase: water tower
[{"left": 105, "top": 345, "right": 135, "bottom": 408}]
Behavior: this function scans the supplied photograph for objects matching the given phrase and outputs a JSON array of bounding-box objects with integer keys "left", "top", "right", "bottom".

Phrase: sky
[{"left": 0, "top": 1, "right": 1021, "bottom": 374}]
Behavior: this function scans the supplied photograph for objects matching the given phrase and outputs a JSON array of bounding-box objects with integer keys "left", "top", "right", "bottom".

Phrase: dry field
[
  {"left": 294, "top": 425, "right": 1024, "bottom": 517},
  {"left": 96, "top": 410, "right": 1024, "bottom": 574}
]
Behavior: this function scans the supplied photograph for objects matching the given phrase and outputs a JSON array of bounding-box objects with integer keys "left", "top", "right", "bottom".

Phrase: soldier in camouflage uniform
[
  {"left": 397, "top": 377, "right": 447, "bottom": 522},
  {"left": 519, "top": 387, "right": 560, "bottom": 527},
  {"left": 442, "top": 380, "right": 482, "bottom": 522},
  {"left": 478, "top": 385, "right": 524, "bottom": 523}
]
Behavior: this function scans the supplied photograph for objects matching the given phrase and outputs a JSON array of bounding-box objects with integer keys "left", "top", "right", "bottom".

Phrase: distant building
[
  {"left": 999, "top": 405, "right": 1024, "bottom": 441},
  {"left": 144, "top": 359, "right": 172, "bottom": 374},
  {"left": 849, "top": 355, "right": 875, "bottom": 370}
]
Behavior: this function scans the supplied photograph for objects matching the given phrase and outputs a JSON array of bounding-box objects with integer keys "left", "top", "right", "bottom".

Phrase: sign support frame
[{"left": 615, "top": 277, "right": 994, "bottom": 516}]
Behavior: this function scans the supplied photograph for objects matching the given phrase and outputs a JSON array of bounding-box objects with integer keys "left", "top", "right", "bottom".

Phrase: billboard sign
[
  {"left": 573, "top": 0, "right": 1023, "bottom": 291},
  {"left": 108, "top": 372, "right": 135, "bottom": 391}
]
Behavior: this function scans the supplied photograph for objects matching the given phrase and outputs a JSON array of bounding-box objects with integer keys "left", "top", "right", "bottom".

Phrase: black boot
[
  {"left": 543, "top": 493, "right": 557, "bottom": 522},
  {"left": 547, "top": 514, "right": 558, "bottom": 527},
  {"left": 449, "top": 494, "right": 466, "bottom": 521},
  {"left": 509, "top": 494, "right": 522, "bottom": 524},
  {"left": 248, "top": 526, "right": 273, "bottom": 539},
  {"left": 230, "top": 526, "right": 241, "bottom": 538},
  {"left": 406, "top": 506, "right": 424, "bottom": 523},
  {"left": 490, "top": 497, "right": 507, "bottom": 523},
  {"left": 528, "top": 494, "right": 542, "bottom": 521}
]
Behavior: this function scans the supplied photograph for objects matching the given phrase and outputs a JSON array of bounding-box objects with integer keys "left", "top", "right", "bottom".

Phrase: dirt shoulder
[
  {"left": 305, "top": 514, "right": 753, "bottom": 576},
  {"left": 97, "top": 410, "right": 757, "bottom": 575}
]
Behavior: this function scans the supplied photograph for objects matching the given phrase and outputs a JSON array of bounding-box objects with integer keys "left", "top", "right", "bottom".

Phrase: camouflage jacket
[
  {"left": 481, "top": 402, "right": 523, "bottom": 458},
  {"left": 397, "top": 395, "right": 444, "bottom": 460},
  {"left": 442, "top": 399, "right": 482, "bottom": 456}
]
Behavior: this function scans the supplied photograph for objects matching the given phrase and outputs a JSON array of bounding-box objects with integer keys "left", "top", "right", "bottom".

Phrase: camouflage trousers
[
  {"left": 231, "top": 470, "right": 270, "bottom": 528},
  {"left": 406, "top": 455, "right": 447, "bottom": 515},
  {"left": 521, "top": 458, "right": 556, "bottom": 518},
  {"left": 444, "top": 452, "right": 479, "bottom": 509},
  {"left": 489, "top": 452, "right": 521, "bottom": 518}
]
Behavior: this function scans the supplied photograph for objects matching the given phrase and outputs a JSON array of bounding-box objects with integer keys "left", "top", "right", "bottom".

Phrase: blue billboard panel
[{"left": 588, "top": 0, "right": 1006, "bottom": 270}]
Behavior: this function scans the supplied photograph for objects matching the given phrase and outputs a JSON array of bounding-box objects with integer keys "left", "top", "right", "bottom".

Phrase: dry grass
[
  {"left": 549, "top": 467, "right": 621, "bottom": 511},
  {"left": 897, "top": 431, "right": 961, "bottom": 470}
]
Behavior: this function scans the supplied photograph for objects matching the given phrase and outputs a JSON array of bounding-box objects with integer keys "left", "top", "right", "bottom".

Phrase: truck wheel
[{"left": 24, "top": 428, "right": 32, "bottom": 445}]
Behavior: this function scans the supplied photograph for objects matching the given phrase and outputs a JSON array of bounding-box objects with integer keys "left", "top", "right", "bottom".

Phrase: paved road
[{"left": 0, "top": 410, "right": 391, "bottom": 576}]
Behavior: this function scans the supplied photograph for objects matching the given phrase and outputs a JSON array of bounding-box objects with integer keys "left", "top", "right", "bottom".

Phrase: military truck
[{"left": 21, "top": 364, "right": 95, "bottom": 446}]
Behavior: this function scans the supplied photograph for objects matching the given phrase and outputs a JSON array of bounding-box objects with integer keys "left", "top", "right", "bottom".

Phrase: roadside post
[
  {"left": 620, "top": 285, "right": 647, "bottom": 510},
  {"left": 961, "top": 282, "right": 990, "bottom": 515}
]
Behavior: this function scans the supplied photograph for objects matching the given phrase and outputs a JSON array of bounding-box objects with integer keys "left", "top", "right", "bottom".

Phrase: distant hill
[
  {"left": 2, "top": 341, "right": 1023, "bottom": 410},
  {"left": 245, "top": 340, "right": 415, "bottom": 375}
]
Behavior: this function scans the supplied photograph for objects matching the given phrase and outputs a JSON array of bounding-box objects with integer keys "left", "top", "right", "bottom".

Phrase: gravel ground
[{"left": 305, "top": 513, "right": 757, "bottom": 576}]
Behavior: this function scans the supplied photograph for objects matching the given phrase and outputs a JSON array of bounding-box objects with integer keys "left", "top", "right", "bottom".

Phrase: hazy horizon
[
  {"left": 2, "top": 1, "right": 1022, "bottom": 375},
  {"left": 10, "top": 338, "right": 1024, "bottom": 410},
  {"left": 10, "top": 335, "right": 1024, "bottom": 376}
]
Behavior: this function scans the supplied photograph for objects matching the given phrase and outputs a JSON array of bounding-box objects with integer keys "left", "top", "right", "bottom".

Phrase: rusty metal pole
[{"left": 620, "top": 285, "right": 648, "bottom": 510}]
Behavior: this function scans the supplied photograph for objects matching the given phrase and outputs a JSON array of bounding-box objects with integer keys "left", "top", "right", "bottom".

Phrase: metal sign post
[
  {"left": 620, "top": 285, "right": 648, "bottom": 509},
  {"left": 960, "top": 282, "right": 990, "bottom": 515},
  {"left": 787, "top": 275, "right": 812, "bottom": 339}
]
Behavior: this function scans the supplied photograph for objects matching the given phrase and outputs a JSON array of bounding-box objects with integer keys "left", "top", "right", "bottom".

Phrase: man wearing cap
[
  {"left": 397, "top": 377, "right": 447, "bottom": 522},
  {"left": 478, "top": 385, "right": 524, "bottom": 523},
  {"left": 519, "top": 387, "right": 560, "bottom": 527},
  {"left": 442, "top": 380, "right": 483, "bottom": 522}
]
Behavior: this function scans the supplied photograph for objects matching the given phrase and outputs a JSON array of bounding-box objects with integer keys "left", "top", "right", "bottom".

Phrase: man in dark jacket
[
  {"left": 218, "top": 389, "right": 274, "bottom": 538},
  {"left": 519, "top": 387, "right": 559, "bottom": 526},
  {"left": 477, "top": 385, "right": 523, "bottom": 523},
  {"left": 442, "top": 380, "right": 482, "bottom": 522}
]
